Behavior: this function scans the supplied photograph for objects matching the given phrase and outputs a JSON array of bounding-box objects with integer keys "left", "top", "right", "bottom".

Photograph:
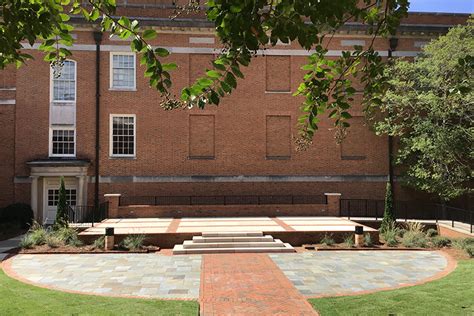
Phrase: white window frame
[
  {"left": 109, "top": 114, "right": 136, "bottom": 158},
  {"left": 50, "top": 59, "right": 77, "bottom": 103},
  {"left": 109, "top": 52, "right": 136, "bottom": 90},
  {"left": 49, "top": 126, "right": 76, "bottom": 158}
]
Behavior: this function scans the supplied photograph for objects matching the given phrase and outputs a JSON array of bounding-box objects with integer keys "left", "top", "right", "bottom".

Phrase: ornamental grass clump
[
  {"left": 402, "top": 231, "right": 427, "bottom": 248},
  {"left": 430, "top": 236, "right": 451, "bottom": 248},
  {"left": 381, "top": 222, "right": 401, "bottom": 247},
  {"left": 121, "top": 234, "right": 145, "bottom": 251},
  {"left": 426, "top": 228, "right": 438, "bottom": 238},
  {"left": 56, "top": 226, "right": 82, "bottom": 247},
  {"left": 363, "top": 234, "right": 374, "bottom": 247},
  {"left": 19, "top": 234, "right": 35, "bottom": 249},
  {"left": 27, "top": 221, "right": 48, "bottom": 246},
  {"left": 343, "top": 234, "right": 354, "bottom": 248},
  {"left": 45, "top": 235, "right": 62, "bottom": 248},
  {"left": 320, "top": 234, "right": 335, "bottom": 247},
  {"left": 92, "top": 236, "right": 105, "bottom": 250}
]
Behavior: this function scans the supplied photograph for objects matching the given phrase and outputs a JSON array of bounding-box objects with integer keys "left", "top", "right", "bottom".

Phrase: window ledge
[
  {"left": 109, "top": 156, "right": 137, "bottom": 160},
  {"left": 109, "top": 87, "right": 137, "bottom": 92}
]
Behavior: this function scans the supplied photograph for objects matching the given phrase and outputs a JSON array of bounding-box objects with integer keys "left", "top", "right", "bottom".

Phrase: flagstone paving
[
  {"left": 269, "top": 251, "right": 448, "bottom": 297},
  {"left": 4, "top": 250, "right": 449, "bottom": 311},
  {"left": 8, "top": 254, "right": 201, "bottom": 299}
]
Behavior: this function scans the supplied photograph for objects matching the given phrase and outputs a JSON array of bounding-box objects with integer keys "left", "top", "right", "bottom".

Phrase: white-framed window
[
  {"left": 49, "top": 127, "right": 76, "bottom": 157},
  {"left": 110, "top": 114, "right": 136, "bottom": 157},
  {"left": 110, "top": 52, "right": 136, "bottom": 90},
  {"left": 47, "top": 188, "right": 77, "bottom": 206},
  {"left": 51, "top": 60, "right": 76, "bottom": 102}
]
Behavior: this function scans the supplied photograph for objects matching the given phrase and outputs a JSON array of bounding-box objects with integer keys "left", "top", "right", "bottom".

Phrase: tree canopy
[
  {"left": 1, "top": 0, "right": 409, "bottom": 143},
  {"left": 374, "top": 19, "right": 474, "bottom": 201}
]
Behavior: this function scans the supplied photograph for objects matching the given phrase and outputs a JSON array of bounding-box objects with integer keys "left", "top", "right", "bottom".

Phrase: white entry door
[{"left": 43, "top": 179, "right": 77, "bottom": 225}]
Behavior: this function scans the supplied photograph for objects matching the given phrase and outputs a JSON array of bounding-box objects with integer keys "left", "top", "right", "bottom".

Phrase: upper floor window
[
  {"left": 110, "top": 53, "right": 136, "bottom": 90},
  {"left": 110, "top": 114, "right": 136, "bottom": 157},
  {"left": 52, "top": 60, "right": 76, "bottom": 102},
  {"left": 49, "top": 127, "right": 76, "bottom": 157}
]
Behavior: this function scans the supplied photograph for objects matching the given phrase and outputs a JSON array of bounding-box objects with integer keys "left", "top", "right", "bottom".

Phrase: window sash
[
  {"left": 47, "top": 189, "right": 77, "bottom": 206},
  {"left": 110, "top": 115, "right": 135, "bottom": 157},
  {"left": 111, "top": 54, "right": 135, "bottom": 89},
  {"left": 50, "top": 129, "right": 75, "bottom": 157},
  {"left": 52, "top": 61, "right": 76, "bottom": 102}
]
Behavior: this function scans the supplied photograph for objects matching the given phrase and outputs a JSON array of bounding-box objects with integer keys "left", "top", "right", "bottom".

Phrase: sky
[{"left": 408, "top": 0, "right": 474, "bottom": 14}]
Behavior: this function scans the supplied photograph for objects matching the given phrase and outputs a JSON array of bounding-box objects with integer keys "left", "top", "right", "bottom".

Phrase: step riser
[
  {"left": 174, "top": 247, "right": 295, "bottom": 255},
  {"left": 183, "top": 241, "right": 285, "bottom": 249},
  {"left": 192, "top": 236, "right": 274, "bottom": 243},
  {"left": 201, "top": 232, "right": 263, "bottom": 237}
]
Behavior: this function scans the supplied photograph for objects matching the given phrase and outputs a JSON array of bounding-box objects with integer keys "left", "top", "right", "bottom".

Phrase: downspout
[
  {"left": 388, "top": 37, "right": 398, "bottom": 200},
  {"left": 93, "top": 31, "right": 103, "bottom": 211}
]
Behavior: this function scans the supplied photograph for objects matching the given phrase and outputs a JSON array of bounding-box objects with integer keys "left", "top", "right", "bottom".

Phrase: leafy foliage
[
  {"left": 380, "top": 222, "right": 400, "bottom": 247},
  {"left": 374, "top": 20, "right": 474, "bottom": 200},
  {"left": 401, "top": 231, "right": 427, "bottom": 248},
  {"left": 1, "top": 0, "right": 409, "bottom": 143},
  {"left": 430, "top": 236, "right": 451, "bottom": 248},
  {"left": 343, "top": 234, "right": 354, "bottom": 248},
  {"left": 121, "top": 234, "right": 145, "bottom": 250},
  {"left": 380, "top": 182, "right": 395, "bottom": 233},
  {"left": 92, "top": 236, "right": 105, "bottom": 249},
  {"left": 320, "top": 233, "right": 335, "bottom": 246},
  {"left": 54, "top": 177, "right": 68, "bottom": 229},
  {"left": 363, "top": 233, "right": 374, "bottom": 247}
]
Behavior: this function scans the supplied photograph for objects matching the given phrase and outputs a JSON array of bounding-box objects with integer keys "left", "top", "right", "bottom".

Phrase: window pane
[
  {"left": 112, "top": 54, "right": 135, "bottom": 88},
  {"left": 111, "top": 116, "right": 135, "bottom": 156},
  {"left": 53, "top": 60, "right": 76, "bottom": 101},
  {"left": 51, "top": 129, "right": 75, "bottom": 156}
]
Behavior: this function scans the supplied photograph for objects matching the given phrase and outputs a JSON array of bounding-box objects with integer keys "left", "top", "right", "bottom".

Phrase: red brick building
[{"left": 0, "top": 2, "right": 468, "bottom": 223}]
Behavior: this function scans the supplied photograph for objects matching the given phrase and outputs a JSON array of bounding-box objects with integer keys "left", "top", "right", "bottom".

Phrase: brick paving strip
[
  {"left": 166, "top": 218, "right": 182, "bottom": 233},
  {"left": 199, "top": 253, "right": 317, "bottom": 316}
]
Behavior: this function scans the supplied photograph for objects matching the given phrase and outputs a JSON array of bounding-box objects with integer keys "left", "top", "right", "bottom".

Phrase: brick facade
[{"left": 0, "top": 3, "right": 468, "bottom": 221}]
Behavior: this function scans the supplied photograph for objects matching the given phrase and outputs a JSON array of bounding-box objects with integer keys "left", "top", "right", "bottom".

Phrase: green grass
[
  {"left": 309, "top": 260, "right": 474, "bottom": 316},
  {"left": 0, "top": 269, "right": 198, "bottom": 315}
]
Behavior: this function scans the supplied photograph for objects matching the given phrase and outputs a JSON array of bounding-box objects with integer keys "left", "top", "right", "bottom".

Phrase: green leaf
[
  {"left": 162, "top": 63, "right": 177, "bottom": 71},
  {"left": 142, "top": 29, "right": 157, "bottom": 40},
  {"left": 225, "top": 72, "right": 237, "bottom": 88},
  {"left": 155, "top": 48, "right": 169, "bottom": 57},
  {"left": 206, "top": 70, "right": 221, "bottom": 78}
]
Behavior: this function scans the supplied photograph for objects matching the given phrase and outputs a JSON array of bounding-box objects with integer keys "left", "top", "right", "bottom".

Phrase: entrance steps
[{"left": 173, "top": 232, "right": 295, "bottom": 254}]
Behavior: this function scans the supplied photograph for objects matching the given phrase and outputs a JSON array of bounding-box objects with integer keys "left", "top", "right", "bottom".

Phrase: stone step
[
  {"left": 192, "top": 235, "right": 275, "bottom": 243},
  {"left": 182, "top": 239, "right": 285, "bottom": 249},
  {"left": 173, "top": 243, "right": 295, "bottom": 255},
  {"left": 201, "top": 232, "right": 263, "bottom": 238}
]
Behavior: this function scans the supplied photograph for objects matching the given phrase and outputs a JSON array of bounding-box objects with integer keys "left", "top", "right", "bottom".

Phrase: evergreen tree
[
  {"left": 380, "top": 182, "right": 395, "bottom": 233},
  {"left": 54, "top": 177, "right": 69, "bottom": 229}
]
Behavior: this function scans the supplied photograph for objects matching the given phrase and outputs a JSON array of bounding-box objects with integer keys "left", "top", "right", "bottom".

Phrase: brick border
[
  {"left": 306, "top": 250, "right": 457, "bottom": 299},
  {"left": 0, "top": 254, "right": 197, "bottom": 302}
]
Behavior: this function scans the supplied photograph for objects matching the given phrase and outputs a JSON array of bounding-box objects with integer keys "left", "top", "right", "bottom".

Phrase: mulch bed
[{"left": 12, "top": 245, "right": 160, "bottom": 254}]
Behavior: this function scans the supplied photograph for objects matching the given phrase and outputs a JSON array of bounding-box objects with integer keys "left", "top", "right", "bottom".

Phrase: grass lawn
[
  {"left": 309, "top": 259, "right": 473, "bottom": 316},
  {"left": 0, "top": 269, "right": 198, "bottom": 316}
]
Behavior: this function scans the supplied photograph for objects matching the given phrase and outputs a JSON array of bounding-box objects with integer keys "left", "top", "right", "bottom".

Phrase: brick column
[
  {"left": 324, "top": 193, "right": 342, "bottom": 216},
  {"left": 104, "top": 194, "right": 121, "bottom": 218}
]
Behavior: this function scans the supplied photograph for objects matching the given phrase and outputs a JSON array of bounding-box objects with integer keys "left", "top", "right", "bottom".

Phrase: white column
[
  {"left": 30, "top": 176, "right": 39, "bottom": 221},
  {"left": 77, "top": 176, "right": 85, "bottom": 206}
]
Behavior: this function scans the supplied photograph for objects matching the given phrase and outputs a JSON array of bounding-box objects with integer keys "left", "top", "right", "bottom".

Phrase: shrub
[
  {"left": 426, "top": 228, "right": 438, "bottom": 238},
  {"left": 431, "top": 236, "right": 451, "bottom": 248},
  {"left": 465, "top": 244, "right": 474, "bottom": 258},
  {"left": 381, "top": 222, "right": 400, "bottom": 247},
  {"left": 92, "top": 236, "right": 105, "bottom": 250},
  {"left": 0, "top": 203, "right": 34, "bottom": 228},
  {"left": 397, "top": 228, "right": 407, "bottom": 237},
  {"left": 46, "top": 235, "right": 62, "bottom": 248},
  {"left": 402, "top": 231, "right": 427, "bottom": 248},
  {"left": 27, "top": 222, "right": 48, "bottom": 246},
  {"left": 56, "top": 227, "right": 82, "bottom": 247},
  {"left": 19, "top": 234, "right": 35, "bottom": 249},
  {"left": 406, "top": 221, "right": 425, "bottom": 234},
  {"left": 54, "top": 177, "right": 69, "bottom": 229},
  {"left": 363, "top": 234, "right": 374, "bottom": 247},
  {"left": 121, "top": 234, "right": 145, "bottom": 251},
  {"left": 452, "top": 238, "right": 474, "bottom": 250},
  {"left": 320, "top": 234, "right": 335, "bottom": 247},
  {"left": 380, "top": 182, "right": 395, "bottom": 234},
  {"left": 343, "top": 234, "right": 354, "bottom": 248}
]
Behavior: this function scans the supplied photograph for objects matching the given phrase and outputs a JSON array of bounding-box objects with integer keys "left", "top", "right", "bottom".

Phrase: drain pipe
[
  {"left": 93, "top": 31, "right": 103, "bottom": 212},
  {"left": 388, "top": 37, "right": 398, "bottom": 200}
]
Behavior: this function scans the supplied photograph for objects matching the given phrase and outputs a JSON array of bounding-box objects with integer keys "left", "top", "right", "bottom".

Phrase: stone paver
[
  {"left": 269, "top": 251, "right": 448, "bottom": 297},
  {"left": 8, "top": 254, "right": 201, "bottom": 299},
  {"left": 200, "top": 253, "right": 317, "bottom": 316},
  {"left": 4, "top": 250, "right": 451, "bottom": 309}
]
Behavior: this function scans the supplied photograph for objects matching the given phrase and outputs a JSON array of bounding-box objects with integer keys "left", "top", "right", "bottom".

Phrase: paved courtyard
[{"left": 4, "top": 251, "right": 450, "bottom": 306}]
